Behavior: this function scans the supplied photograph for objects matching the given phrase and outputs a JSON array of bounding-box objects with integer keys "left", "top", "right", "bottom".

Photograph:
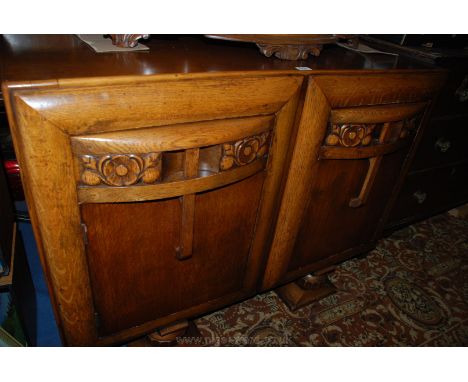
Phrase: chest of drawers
[{"left": 386, "top": 52, "right": 468, "bottom": 229}]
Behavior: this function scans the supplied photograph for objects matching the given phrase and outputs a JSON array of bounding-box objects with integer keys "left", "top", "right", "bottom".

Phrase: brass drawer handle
[
  {"left": 413, "top": 190, "right": 427, "bottom": 204},
  {"left": 435, "top": 138, "right": 451, "bottom": 153}
]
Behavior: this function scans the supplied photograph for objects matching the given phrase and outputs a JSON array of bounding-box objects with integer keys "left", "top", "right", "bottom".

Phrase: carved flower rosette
[
  {"left": 326, "top": 115, "right": 422, "bottom": 148},
  {"left": 325, "top": 124, "right": 375, "bottom": 147},
  {"left": 220, "top": 132, "right": 270, "bottom": 171},
  {"left": 80, "top": 153, "right": 162, "bottom": 187}
]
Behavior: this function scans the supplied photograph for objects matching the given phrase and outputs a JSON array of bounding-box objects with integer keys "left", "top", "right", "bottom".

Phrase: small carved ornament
[
  {"left": 220, "top": 132, "right": 270, "bottom": 171},
  {"left": 81, "top": 153, "right": 161, "bottom": 186},
  {"left": 204, "top": 35, "right": 357, "bottom": 61},
  {"left": 257, "top": 44, "right": 322, "bottom": 60},
  {"left": 325, "top": 124, "right": 376, "bottom": 147},
  {"left": 107, "top": 34, "right": 149, "bottom": 48}
]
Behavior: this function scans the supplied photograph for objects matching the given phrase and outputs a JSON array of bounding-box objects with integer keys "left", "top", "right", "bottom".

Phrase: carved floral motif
[
  {"left": 220, "top": 132, "right": 270, "bottom": 171},
  {"left": 80, "top": 153, "right": 161, "bottom": 186},
  {"left": 326, "top": 115, "right": 422, "bottom": 147},
  {"left": 325, "top": 124, "right": 376, "bottom": 147}
]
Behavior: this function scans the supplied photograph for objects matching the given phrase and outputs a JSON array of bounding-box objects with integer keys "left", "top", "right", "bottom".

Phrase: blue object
[{"left": 15, "top": 201, "right": 62, "bottom": 346}]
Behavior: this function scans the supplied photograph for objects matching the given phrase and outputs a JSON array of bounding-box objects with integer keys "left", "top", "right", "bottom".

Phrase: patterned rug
[{"left": 194, "top": 213, "right": 468, "bottom": 346}]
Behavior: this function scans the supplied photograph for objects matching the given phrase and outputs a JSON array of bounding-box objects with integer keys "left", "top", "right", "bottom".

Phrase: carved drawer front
[
  {"left": 4, "top": 73, "right": 303, "bottom": 345},
  {"left": 262, "top": 73, "right": 444, "bottom": 290},
  {"left": 71, "top": 116, "right": 273, "bottom": 203}
]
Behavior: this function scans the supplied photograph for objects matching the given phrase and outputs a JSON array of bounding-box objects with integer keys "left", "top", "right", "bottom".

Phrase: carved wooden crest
[
  {"left": 80, "top": 153, "right": 162, "bottom": 186},
  {"left": 325, "top": 124, "right": 376, "bottom": 147},
  {"left": 220, "top": 132, "right": 270, "bottom": 171}
]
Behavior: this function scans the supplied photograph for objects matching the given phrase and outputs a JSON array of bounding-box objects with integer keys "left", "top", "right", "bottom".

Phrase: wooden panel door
[
  {"left": 3, "top": 73, "right": 303, "bottom": 345},
  {"left": 262, "top": 72, "right": 445, "bottom": 289}
]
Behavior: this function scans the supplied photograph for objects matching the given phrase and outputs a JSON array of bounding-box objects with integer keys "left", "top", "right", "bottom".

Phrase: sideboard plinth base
[
  {"left": 276, "top": 273, "right": 336, "bottom": 311},
  {"left": 128, "top": 320, "right": 203, "bottom": 347}
]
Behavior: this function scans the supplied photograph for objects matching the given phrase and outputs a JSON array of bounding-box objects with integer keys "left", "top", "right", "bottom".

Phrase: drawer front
[
  {"left": 388, "top": 162, "right": 468, "bottom": 224},
  {"left": 71, "top": 116, "right": 274, "bottom": 203},
  {"left": 5, "top": 74, "right": 303, "bottom": 345},
  {"left": 263, "top": 72, "right": 445, "bottom": 290},
  {"left": 411, "top": 116, "right": 468, "bottom": 171}
]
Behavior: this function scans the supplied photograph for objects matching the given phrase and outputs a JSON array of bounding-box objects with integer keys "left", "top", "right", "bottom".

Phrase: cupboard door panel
[
  {"left": 81, "top": 173, "right": 264, "bottom": 336},
  {"left": 289, "top": 150, "right": 406, "bottom": 271},
  {"left": 81, "top": 198, "right": 181, "bottom": 336},
  {"left": 193, "top": 172, "right": 265, "bottom": 297},
  {"left": 263, "top": 73, "right": 444, "bottom": 290}
]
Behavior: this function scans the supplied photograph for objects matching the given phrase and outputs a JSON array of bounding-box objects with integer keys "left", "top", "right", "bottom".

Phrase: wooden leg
[
  {"left": 127, "top": 320, "right": 203, "bottom": 347},
  {"left": 276, "top": 272, "right": 337, "bottom": 311}
]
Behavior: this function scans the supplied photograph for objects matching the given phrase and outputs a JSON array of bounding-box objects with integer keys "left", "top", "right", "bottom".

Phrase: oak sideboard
[{"left": 0, "top": 35, "right": 446, "bottom": 345}]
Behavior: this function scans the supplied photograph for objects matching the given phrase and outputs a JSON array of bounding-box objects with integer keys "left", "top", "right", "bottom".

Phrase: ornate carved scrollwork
[
  {"left": 80, "top": 153, "right": 161, "bottom": 186},
  {"left": 220, "top": 132, "right": 270, "bottom": 171},
  {"left": 325, "top": 124, "right": 376, "bottom": 147},
  {"left": 107, "top": 34, "right": 149, "bottom": 48},
  {"left": 257, "top": 43, "right": 323, "bottom": 60},
  {"left": 326, "top": 116, "right": 421, "bottom": 148}
]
